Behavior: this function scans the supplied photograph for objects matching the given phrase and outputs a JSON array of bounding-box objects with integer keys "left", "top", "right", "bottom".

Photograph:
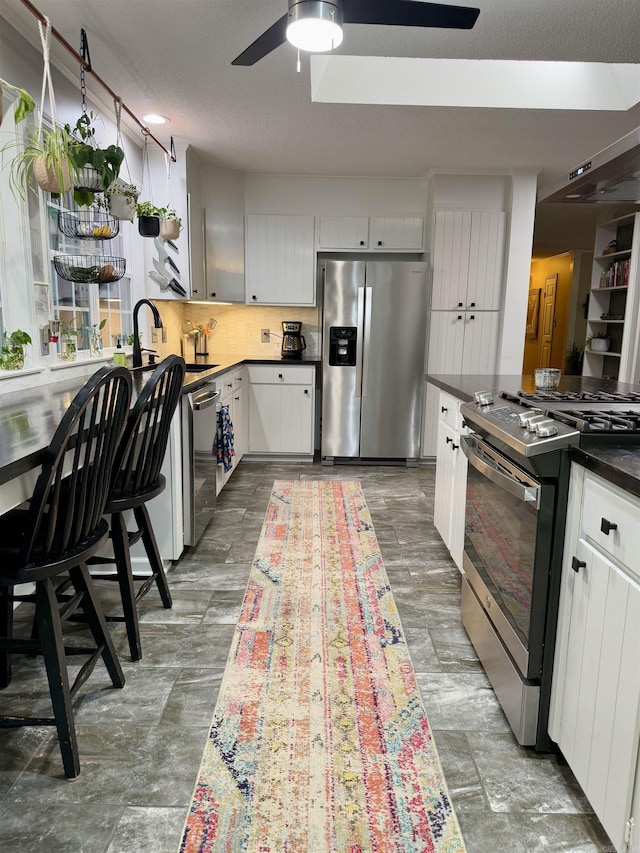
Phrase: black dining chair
[
  {"left": 88, "top": 355, "right": 185, "bottom": 661},
  {"left": 0, "top": 364, "right": 132, "bottom": 779}
]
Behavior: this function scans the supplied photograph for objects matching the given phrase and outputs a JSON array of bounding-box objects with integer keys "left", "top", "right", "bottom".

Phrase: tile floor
[{"left": 0, "top": 462, "right": 615, "bottom": 853}]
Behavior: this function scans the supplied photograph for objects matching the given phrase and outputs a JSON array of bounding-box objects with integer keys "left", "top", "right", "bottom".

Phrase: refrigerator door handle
[
  {"left": 362, "top": 286, "right": 372, "bottom": 398},
  {"left": 355, "top": 285, "right": 365, "bottom": 398}
]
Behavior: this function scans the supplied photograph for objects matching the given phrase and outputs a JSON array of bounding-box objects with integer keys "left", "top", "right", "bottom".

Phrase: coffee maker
[{"left": 281, "top": 321, "right": 306, "bottom": 360}]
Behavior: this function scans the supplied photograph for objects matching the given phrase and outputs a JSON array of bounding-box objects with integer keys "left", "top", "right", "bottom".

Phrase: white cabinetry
[
  {"left": 199, "top": 209, "right": 245, "bottom": 302},
  {"left": 245, "top": 215, "right": 316, "bottom": 305},
  {"left": 550, "top": 465, "right": 640, "bottom": 853},
  {"left": 247, "top": 364, "right": 315, "bottom": 456},
  {"left": 316, "top": 216, "right": 369, "bottom": 249},
  {"left": 431, "top": 209, "right": 505, "bottom": 310},
  {"left": 316, "top": 215, "right": 424, "bottom": 251},
  {"left": 433, "top": 390, "right": 468, "bottom": 571},
  {"left": 582, "top": 212, "right": 640, "bottom": 384},
  {"left": 423, "top": 208, "right": 506, "bottom": 458}
]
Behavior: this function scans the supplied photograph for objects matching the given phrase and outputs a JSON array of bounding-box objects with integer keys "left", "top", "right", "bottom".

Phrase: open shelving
[{"left": 582, "top": 212, "right": 640, "bottom": 383}]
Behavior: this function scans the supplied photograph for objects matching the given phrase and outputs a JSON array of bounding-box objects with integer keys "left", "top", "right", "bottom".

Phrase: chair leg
[
  {"left": 0, "top": 587, "right": 13, "bottom": 689},
  {"left": 134, "top": 504, "right": 172, "bottom": 609},
  {"left": 111, "top": 511, "right": 143, "bottom": 662},
  {"left": 69, "top": 564, "right": 125, "bottom": 689},
  {"left": 36, "top": 578, "right": 80, "bottom": 780}
]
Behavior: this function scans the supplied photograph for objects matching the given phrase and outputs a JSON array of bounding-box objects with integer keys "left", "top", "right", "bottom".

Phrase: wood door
[{"left": 539, "top": 274, "right": 558, "bottom": 367}]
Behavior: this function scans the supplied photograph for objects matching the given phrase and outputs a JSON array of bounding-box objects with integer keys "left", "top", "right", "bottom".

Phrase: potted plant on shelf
[
  {"left": 586, "top": 331, "right": 612, "bottom": 353},
  {"left": 135, "top": 200, "right": 162, "bottom": 237},
  {"left": 65, "top": 113, "right": 124, "bottom": 207},
  {"left": 0, "top": 329, "right": 32, "bottom": 370},
  {"left": 158, "top": 206, "right": 182, "bottom": 240}
]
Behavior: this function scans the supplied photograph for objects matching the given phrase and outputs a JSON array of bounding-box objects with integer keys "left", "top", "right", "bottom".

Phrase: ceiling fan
[{"left": 231, "top": 0, "right": 480, "bottom": 66}]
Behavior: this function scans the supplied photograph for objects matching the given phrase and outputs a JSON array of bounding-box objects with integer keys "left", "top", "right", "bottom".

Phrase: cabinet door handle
[
  {"left": 451, "top": 442, "right": 459, "bottom": 451},
  {"left": 359, "top": 240, "right": 365, "bottom": 246},
  {"left": 377, "top": 240, "right": 383, "bottom": 246},
  {"left": 571, "top": 556, "right": 586, "bottom": 573},
  {"left": 600, "top": 518, "right": 618, "bottom": 535},
  {"left": 278, "top": 373, "right": 283, "bottom": 380},
  {"left": 457, "top": 315, "right": 463, "bottom": 320},
  {"left": 304, "top": 389, "right": 309, "bottom": 396},
  {"left": 211, "top": 292, "right": 216, "bottom": 298},
  {"left": 469, "top": 301, "right": 476, "bottom": 308},
  {"left": 441, "top": 406, "right": 448, "bottom": 413},
  {"left": 252, "top": 294, "right": 257, "bottom": 301},
  {"left": 234, "top": 396, "right": 240, "bottom": 401},
  {"left": 469, "top": 314, "right": 475, "bottom": 320},
  {"left": 446, "top": 436, "right": 452, "bottom": 444}
]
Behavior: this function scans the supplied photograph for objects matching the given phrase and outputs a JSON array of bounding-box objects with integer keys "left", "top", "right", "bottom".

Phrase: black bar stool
[
  {"left": 0, "top": 365, "right": 132, "bottom": 779},
  {"left": 89, "top": 355, "right": 185, "bottom": 661}
]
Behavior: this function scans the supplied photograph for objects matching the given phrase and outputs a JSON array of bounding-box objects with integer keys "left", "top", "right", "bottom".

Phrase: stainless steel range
[{"left": 459, "top": 387, "right": 640, "bottom": 751}]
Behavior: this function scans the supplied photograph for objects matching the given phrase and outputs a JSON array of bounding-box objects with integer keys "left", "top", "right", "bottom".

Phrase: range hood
[{"left": 537, "top": 127, "right": 640, "bottom": 204}]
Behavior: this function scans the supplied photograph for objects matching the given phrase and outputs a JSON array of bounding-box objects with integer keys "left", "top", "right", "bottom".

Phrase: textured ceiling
[{"left": 3, "top": 0, "right": 640, "bottom": 192}]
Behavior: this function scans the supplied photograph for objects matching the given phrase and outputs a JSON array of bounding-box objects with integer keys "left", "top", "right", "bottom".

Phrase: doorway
[{"left": 522, "top": 254, "right": 573, "bottom": 375}]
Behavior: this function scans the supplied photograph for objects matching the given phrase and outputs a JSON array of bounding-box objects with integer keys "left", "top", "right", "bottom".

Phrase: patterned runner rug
[{"left": 179, "top": 480, "right": 465, "bottom": 853}]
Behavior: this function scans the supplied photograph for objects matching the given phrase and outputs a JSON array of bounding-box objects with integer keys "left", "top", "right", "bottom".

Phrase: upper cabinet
[
  {"left": 431, "top": 209, "right": 506, "bottom": 311},
  {"left": 197, "top": 208, "right": 245, "bottom": 303},
  {"left": 316, "top": 215, "right": 424, "bottom": 251},
  {"left": 245, "top": 214, "right": 316, "bottom": 305},
  {"left": 316, "top": 216, "right": 370, "bottom": 250},
  {"left": 582, "top": 212, "right": 640, "bottom": 384},
  {"left": 370, "top": 216, "right": 424, "bottom": 250}
]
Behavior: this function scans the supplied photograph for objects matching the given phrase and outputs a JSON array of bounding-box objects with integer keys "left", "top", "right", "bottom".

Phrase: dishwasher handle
[
  {"left": 190, "top": 387, "right": 221, "bottom": 411},
  {"left": 461, "top": 434, "right": 541, "bottom": 508}
]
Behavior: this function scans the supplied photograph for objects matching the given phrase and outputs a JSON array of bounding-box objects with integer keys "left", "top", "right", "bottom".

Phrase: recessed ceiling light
[{"left": 143, "top": 114, "right": 170, "bottom": 125}]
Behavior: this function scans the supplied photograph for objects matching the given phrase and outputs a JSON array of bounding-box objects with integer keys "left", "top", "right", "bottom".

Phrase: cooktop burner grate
[
  {"left": 551, "top": 409, "right": 640, "bottom": 433},
  {"left": 515, "top": 389, "right": 640, "bottom": 403}
]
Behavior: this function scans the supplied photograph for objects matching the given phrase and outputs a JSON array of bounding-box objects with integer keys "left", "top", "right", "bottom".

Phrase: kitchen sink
[{"left": 185, "top": 363, "right": 218, "bottom": 372}]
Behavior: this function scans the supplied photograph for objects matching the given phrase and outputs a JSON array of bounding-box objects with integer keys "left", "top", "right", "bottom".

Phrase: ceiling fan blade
[
  {"left": 231, "top": 13, "right": 288, "bottom": 66},
  {"left": 343, "top": 0, "right": 480, "bottom": 29}
]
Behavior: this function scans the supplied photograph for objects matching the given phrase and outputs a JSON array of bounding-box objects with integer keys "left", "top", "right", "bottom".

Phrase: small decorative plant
[
  {"left": 135, "top": 201, "right": 162, "bottom": 237},
  {"left": 5, "top": 120, "right": 77, "bottom": 199},
  {"left": 105, "top": 178, "right": 139, "bottom": 221},
  {"left": 0, "top": 79, "right": 36, "bottom": 126},
  {"left": 58, "top": 320, "right": 79, "bottom": 362},
  {"left": 158, "top": 205, "right": 182, "bottom": 240},
  {"left": 586, "top": 331, "right": 612, "bottom": 353},
  {"left": 65, "top": 113, "right": 124, "bottom": 207},
  {"left": 88, "top": 318, "right": 106, "bottom": 357},
  {"left": 1, "top": 329, "right": 32, "bottom": 370}
]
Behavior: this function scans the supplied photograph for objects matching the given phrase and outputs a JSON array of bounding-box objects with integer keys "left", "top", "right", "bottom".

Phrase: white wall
[{"left": 244, "top": 175, "right": 427, "bottom": 216}]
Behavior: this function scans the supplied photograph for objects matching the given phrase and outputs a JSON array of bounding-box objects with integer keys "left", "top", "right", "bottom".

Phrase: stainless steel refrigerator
[{"left": 321, "top": 259, "right": 428, "bottom": 461}]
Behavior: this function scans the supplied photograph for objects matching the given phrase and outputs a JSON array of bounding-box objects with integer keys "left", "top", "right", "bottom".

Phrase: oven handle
[
  {"left": 461, "top": 435, "right": 541, "bottom": 508},
  {"left": 189, "top": 387, "right": 221, "bottom": 411}
]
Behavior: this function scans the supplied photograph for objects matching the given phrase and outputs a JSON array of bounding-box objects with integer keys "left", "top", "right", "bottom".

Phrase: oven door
[{"left": 461, "top": 434, "right": 555, "bottom": 680}]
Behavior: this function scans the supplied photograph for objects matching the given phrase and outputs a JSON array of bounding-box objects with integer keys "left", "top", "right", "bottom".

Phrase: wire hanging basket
[
  {"left": 57, "top": 210, "right": 120, "bottom": 240},
  {"left": 54, "top": 254, "right": 126, "bottom": 283}
]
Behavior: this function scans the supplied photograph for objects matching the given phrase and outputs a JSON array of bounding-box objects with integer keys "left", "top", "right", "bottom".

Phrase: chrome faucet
[{"left": 132, "top": 299, "right": 163, "bottom": 368}]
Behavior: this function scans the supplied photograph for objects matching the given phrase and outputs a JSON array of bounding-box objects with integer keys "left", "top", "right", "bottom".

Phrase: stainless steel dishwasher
[{"left": 182, "top": 380, "right": 221, "bottom": 546}]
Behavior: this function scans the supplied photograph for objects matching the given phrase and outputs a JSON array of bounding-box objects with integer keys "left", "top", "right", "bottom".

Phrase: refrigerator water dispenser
[{"left": 328, "top": 327, "right": 357, "bottom": 366}]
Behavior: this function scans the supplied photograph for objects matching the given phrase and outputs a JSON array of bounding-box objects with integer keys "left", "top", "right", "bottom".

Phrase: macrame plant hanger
[
  {"left": 32, "top": 17, "right": 71, "bottom": 194},
  {"left": 159, "top": 137, "right": 180, "bottom": 240},
  {"left": 106, "top": 96, "right": 139, "bottom": 221}
]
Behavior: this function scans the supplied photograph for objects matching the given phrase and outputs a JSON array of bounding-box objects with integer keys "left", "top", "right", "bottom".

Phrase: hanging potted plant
[
  {"left": 66, "top": 112, "right": 124, "bottom": 207},
  {"left": 136, "top": 200, "right": 162, "bottom": 237},
  {"left": 2, "top": 21, "right": 77, "bottom": 198},
  {"left": 0, "top": 78, "right": 36, "bottom": 127},
  {"left": 0, "top": 329, "right": 32, "bottom": 370},
  {"left": 158, "top": 206, "right": 182, "bottom": 240},
  {"left": 106, "top": 178, "right": 139, "bottom": 221}
]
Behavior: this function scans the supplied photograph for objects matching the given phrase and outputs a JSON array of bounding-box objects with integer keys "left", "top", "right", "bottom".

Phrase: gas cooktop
[
  {"left": 500, "top": 390, "right": 640, "bottom": 435},
  {"left": 515, "top": 389, "right": 640, "bottom": 404}
]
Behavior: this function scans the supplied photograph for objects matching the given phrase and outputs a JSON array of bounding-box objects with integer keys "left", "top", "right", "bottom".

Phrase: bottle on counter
[{"left": 113, "top": 338, "right": 126, "bottom": 366}]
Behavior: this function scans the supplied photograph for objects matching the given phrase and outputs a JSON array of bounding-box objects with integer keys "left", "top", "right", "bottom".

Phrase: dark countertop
[
  {"left": 0, "top": 356, "right": 321, "bottom": 486},
  {"left": 426, "top": 373, "right": 640, "bottom": 496},
  {"left": 426, "top": 373, "right": 640, "bottom": 402}
]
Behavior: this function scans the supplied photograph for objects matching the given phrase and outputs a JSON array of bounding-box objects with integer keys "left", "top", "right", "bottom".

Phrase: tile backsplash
[{"left": 150, "top": 301, "right": 321, "bottom": 362}]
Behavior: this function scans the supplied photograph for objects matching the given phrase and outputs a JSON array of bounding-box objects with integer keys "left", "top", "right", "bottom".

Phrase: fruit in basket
[
  {"left": 77, "top": 222, "right": 94, "bottom": 236},
  {"left": 92, "top": 224, "right": 113, "bottom": 238},
  {"left": 98, "top": 263, "right": 116, "bottom": 282}
]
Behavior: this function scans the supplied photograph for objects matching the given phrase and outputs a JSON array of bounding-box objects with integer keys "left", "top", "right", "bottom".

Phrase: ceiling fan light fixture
[{"left": 286, "top": 0, "right": 344, "bottom": 53}]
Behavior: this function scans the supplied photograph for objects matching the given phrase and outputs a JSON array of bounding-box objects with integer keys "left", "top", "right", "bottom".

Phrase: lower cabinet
[
  {"left": 247, "top": 364, "right": 315, "bottom": 456},
  {"left": 549, "top": 465, "right": 640, "bottom": 853},
  {"left": 433, "top": 390, "right": 468, "bottom": 571}
]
